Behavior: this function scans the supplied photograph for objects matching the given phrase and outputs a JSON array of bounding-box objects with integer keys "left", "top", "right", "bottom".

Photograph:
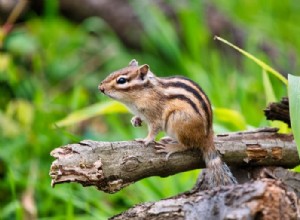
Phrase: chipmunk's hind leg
[{"left": 156, "top": 111, "right": 201, "bottom": 159}]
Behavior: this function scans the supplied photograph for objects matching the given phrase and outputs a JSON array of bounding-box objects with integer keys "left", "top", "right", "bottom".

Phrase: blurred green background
[{"left": 0, "top": 1, "right": 297, "bottom": 219}]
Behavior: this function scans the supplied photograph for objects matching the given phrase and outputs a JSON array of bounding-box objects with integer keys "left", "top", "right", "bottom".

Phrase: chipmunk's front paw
[
  {"left": 131, "top": 116, "right": 142, "bottom": 127},
  {"left": 135, "top": 138, "right": 155, "bottom": 147}
]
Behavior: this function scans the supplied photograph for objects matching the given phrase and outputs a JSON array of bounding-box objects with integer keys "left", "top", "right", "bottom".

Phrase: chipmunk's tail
[{"left": 202, "top": 147, "right": 237, "bottom": 188}]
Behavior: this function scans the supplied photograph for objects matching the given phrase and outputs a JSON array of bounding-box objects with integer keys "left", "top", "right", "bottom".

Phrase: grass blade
[{"left": 214, "top": 36, "right": 288, "bottom": 86}]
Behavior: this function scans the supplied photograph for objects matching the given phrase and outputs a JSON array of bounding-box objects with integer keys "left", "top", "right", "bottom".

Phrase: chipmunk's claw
[{"left": 135, "top": 138, "right": 155, "bottom": 147}]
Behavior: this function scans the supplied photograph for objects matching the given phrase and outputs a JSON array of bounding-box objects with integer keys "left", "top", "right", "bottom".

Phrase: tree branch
[{"left": 49, "top": 127, "right": 297, "bottom": 193}]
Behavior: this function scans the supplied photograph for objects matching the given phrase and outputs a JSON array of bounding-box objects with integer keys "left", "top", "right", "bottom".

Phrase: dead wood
[
  {"left": 264, "top": 97, "right": 290, "bottom": 126},
  {"left": 110, "top": 179, "right": 299, "bottom": 220},
  {"left": 49, "top": 127, "right": 297, "bottom": 193}
]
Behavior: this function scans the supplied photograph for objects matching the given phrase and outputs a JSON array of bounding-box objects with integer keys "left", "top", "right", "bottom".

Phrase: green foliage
[
  {"left": 0, "top": 1, "right": 298, "bottom": 219},
  {"left": 215, "top": 36, "right": 290, "bottom": 132}
]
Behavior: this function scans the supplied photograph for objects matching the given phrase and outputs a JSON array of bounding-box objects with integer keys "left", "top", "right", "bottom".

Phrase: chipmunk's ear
[
  {"left": 140, "top": 64, "right": 149, "bottom": 74},
  {"left": 139, "top": 64, "right": 153, "bottom": 80},
  {"left": 129, "top": 59, "right": 138, "bottom": 67}
]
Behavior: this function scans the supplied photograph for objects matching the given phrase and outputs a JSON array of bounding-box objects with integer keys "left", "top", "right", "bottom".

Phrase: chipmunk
[{"left": 98, "top": 59, "right": 237, "bottom": 188}]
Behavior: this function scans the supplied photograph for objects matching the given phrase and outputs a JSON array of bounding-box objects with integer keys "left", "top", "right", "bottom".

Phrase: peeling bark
[{"left": 49, "top": 127, "right": 298, "bottom": 193}]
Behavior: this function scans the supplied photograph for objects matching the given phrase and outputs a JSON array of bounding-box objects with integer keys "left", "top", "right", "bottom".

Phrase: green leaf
[
  {"left": 0, "top": 52, "right": 10, "bottom": 72},
  {"left": 54, "top": 100, "right": 128, "bottom": 128},
  {"left": 5, "top": 31, "right": 38, "bottom": 56},
  {"left": 0, "top": 111, "right": 20, "bottom": 137},
  {"left": 288, "top": 74, "right": 300, "bottom": 159}
]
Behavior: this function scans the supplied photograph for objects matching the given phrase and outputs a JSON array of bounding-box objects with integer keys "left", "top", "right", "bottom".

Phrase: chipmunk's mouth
[
  {"left": 98, "top": 85, "right": 118, "bottom": 100},
  {"left": 101, "top": 90, "right": 115, "bottom": 99},
  {"left": 98, "top": 84, "right": 105, "bottom": 93},
  {"left": 106, "top": 94, "right": 114, "bottom": 99}
]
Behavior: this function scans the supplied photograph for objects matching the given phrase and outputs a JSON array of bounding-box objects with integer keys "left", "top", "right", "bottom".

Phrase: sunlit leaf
[
  {"left": 0, "top": 28, "right": 5, "bottom": 46},
  {"left": 0, "top": 53, "right": 10, "bottom": 71},
  {"left": 214, "top": 107, "right": 247, "bottom": 130},
  {"left": 288, "top": 74, "right": 300, "bottom": 159},
  {"left": 54, "top": 100, "right": 128, "bottom": 127},
  {"left": 5, "top": 31, "right": 38, "bottom": 56},
  {"left": 0, "top": 111, "right": 20, "bottom": 137},
  {"left": 293, "top": 165, "right": 300, "bottom": 172},
  {"left": 6, "top": 100, "right": 34, "bottom": 130}
]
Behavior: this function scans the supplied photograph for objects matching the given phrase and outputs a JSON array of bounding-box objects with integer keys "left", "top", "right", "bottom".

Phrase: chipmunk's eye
[{"left": 116, "top": 77, "right": 127, "bottom": 84}]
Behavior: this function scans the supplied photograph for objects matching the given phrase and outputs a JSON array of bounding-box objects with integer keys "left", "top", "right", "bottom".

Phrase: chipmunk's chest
[
  {"left": 124, "top": 98, "right": 163, "bottom": 122},
  {"left": 125, "top": 102, "right": 147, "bottom": 119}
]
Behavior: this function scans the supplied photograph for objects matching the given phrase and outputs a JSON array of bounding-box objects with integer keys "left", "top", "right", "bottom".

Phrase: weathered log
[
  {"left": 49, "top": 127, "right": 297, "bottom": 193},
  {"left": 110, "top": 179, "right": 299, "bottom": 220}
]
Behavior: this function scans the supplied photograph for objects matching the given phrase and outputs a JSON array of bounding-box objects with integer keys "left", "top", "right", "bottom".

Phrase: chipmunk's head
[{"left": 98, "top": 59, "right": 155, "bottom": 102}]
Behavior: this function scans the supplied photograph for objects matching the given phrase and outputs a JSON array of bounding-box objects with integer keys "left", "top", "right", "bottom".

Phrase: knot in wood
[{"left": 122, "top": 156, "right": 141, "bottom": 172}]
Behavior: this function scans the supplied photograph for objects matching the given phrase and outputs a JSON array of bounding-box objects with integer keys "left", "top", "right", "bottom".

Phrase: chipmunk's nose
[{"left": 98, "top": 83, "right": 105, "bottom": 93}]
